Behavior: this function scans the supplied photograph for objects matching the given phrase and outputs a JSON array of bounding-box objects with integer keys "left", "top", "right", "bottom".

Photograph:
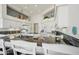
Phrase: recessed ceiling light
[
  {"left": 30, "top": 11, "right": 33, "bottom": 13},
  {"left": 38, "top": 10, "right": 41, "bottom": 12},
  {"left": 34, "top": 5, "right": 38, "bottom": 7},
  {"left": 24, "top": 7, "right": 28, "bottom": 9}
]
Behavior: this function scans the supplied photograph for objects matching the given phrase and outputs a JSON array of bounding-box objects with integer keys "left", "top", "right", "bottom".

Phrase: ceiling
[{"left": 8, "top": 4, "right": 54, "bottom": 17}]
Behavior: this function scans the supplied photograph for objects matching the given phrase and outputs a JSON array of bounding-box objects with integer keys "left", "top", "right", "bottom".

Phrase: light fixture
[
  {"left": 23, "top": 6, "right": 28, "bottom": 9},
  {"left": 30, "top": 11, "right": 33, "bottom": 13},
  {"left": 24, "top": 7, "right": 28, "bottom": 9},
  {"left": 38, "top": 10, "right": 40, "bottom": 12},
  {"left": 34, "top": 5, "right": 38, "bottom": 7}
]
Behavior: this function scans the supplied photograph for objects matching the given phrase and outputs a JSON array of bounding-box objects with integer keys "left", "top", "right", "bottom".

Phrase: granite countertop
[{"left": 0, "top": 28, "right": 21, "bottom": 34}]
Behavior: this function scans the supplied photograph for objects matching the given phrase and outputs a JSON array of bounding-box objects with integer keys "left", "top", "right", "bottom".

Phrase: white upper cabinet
[
  {"left": 0, "top": 5, "right": 2, "bottom": 18},
  {"left": 2, "top": 5, "right": 29, "bottom": 23},
  {"left": 0, "top": 4, "right": 3, "bottom": 28},
  {"left": 56, "top": 5, "right": 69, "bottom": 28}
]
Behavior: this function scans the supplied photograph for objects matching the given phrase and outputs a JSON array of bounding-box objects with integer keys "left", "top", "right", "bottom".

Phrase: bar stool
[
  {"left": 0, "top": 34, "right": 7, "bottom": 55},
  {"left": 10, "top": 39, "right": 37, "bottom": 55}
]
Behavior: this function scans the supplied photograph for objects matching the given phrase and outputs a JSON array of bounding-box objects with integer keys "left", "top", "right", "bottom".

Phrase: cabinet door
[
  {"left": 0, "top": 5, "right": 3, "bottom": 28},
  {"left": 34, "top": 23, "right": 38, "bottom": 34},
  {"left": 56, "top": 5, "right": 69, "bottom": 28}
]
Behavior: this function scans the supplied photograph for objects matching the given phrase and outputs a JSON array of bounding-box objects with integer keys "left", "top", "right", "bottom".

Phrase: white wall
[
  {"left": 56, "top": 4, "right": 79, "bottom": 39},
  {"left": 42, "top": 17, "right": 55, "bottom": 32},
  {"left": 3, "top": 18, "right": 27, "bottom": 28},
  {"left": 30, "top": 15, "right": 43, "bottom": 33},
  {"left": 68, "top": 5, "right": 79, "bottom": 38},
  {"left": 30, "top": 15, "right": 55, "bottom": 33},
  {"left": 56, "top": 5, "right": 69, "bottom": 28}
]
